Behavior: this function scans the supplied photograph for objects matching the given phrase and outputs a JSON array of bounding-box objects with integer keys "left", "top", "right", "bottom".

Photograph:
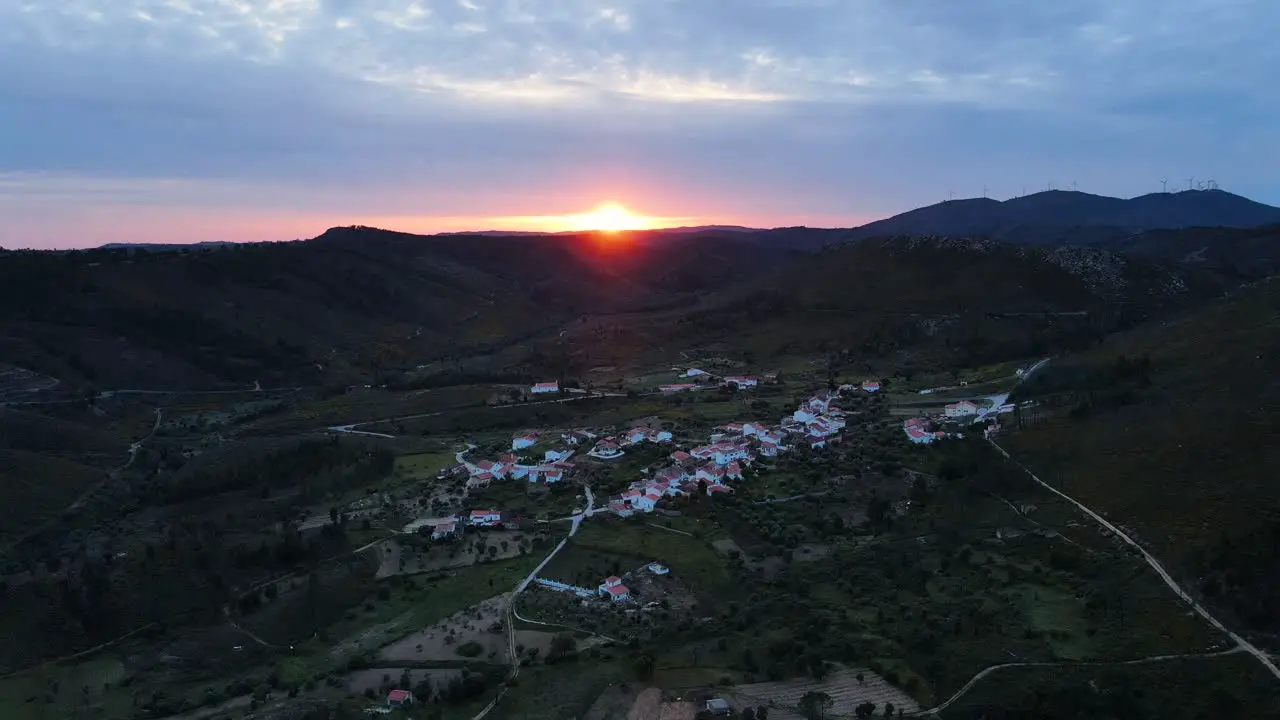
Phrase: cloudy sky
[{"left": 3, "top": 0, "right": 1278, "bottom": 248}]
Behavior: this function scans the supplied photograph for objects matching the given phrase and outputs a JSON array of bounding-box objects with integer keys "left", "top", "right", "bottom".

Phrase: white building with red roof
[
  {"left": 598, "top": 576, "right": 630, "bottom": 602},
  {"left": 945, "top": 400, "right": 980, "bottom": 417},
  {"left": 670, "top": 450, "right": 692, "bottom": 464},
  {"left": 469, "top": 509, "right": 502, "bottom": 526},
  {"left": 588, "top": 439, "right": 624, "bottom": 459},
  {"left": 722, "top": 375, "right": 758, "bottom": 388},
  {"left": 706, "top": 484, "right": 734, "bottom": 496},
  {"left": 512, "top": 431, "right": 539, "bottom": 450},
  {"left": 862, "top": 380, "right": 881, "bottom": 392},
  {"left": 530, "top": 381, "right": 560, "bottom": 394},
  {"left": 696, "top": 463, "right": 727, "bottom": 483}
]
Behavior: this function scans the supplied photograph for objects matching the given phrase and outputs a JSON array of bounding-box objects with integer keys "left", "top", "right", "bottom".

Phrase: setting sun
[{"left": 564, "top": 202, "right": 656, "bottom": 232}]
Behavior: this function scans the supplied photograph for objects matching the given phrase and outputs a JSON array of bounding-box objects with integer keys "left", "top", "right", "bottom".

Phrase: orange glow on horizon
[{"left": 562, "top": 202, "right": 658, "bottom": 233}]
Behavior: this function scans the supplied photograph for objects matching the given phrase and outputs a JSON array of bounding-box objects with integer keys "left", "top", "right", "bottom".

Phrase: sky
[{"left": 2, "top": 0, "right": 1279, "bottom": 248}]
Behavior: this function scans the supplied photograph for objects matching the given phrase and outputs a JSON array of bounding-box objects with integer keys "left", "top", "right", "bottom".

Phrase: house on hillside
[
  {"left": 512, "top": 431, "right": 539, "bottom": 450},
  {"left": 610, "top": 500, "right": 633, "bottom": 517},
  {"left": 945, "top": 400, "right": 980, "bottom": 418},
  {"left": 545, "top": 449, "right": 571, "bottom": 462},
  {"left": 431, "top": 519, "right": 459, "bottom": 541},
  {"left": 387, "top": 689, "right": 415, "bottom": 708},
  {"left": 648, "top": 562, "right": 669, "bottom": 575},
  {"left": 706, "top": 484, "right": 734, "bottom": 497},
  {"left": 862, "top": 380, "right": 881, "bottom": 392},
  {"left": 793, "top": 406, "right": 819, "bottom": 423},
  {"left": 696, "top": 463, "right": 727, "bottom": 484},
  {"left": 540, "top": 466, "right": 565, "bottom": 483},
  {"left": 670, "top": 450, "right": 692, "bottom": 465},
  {"left": 685, "top": 368, "right": 709, "bottom": 377},
  {"left": 724, "top": 461, "right": 743, "bottom": 480},
  {"left": 904, "top": 418, "right": 936, "bottom": 444},
  {"left": 598, "top": 576, "right": 630, "bottom": 602},
  {"left": 469, "top": 509, "right": 502, "bottom": 527},
  {"left": 722, "top": 375, "right": 757, "bottom": 388},
  {"left": 588, "top": 439, "right": 624, "bottom": 459},
  {"left": 530, "top": 381, "right": 560, "bottom": 394},
  {"left": 562, "top": 429, "right": 596, "bottom": 445}
]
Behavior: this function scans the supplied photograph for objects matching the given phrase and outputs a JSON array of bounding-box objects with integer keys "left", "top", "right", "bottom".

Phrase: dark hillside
[
  {"left": 613, "top": 235, "right": 1232, "bottom": 372},
  {"left": 1094, "top": 224, "right": 1280, "bottom": 278},
  {"left": 1005, "top": 277, "right": 1280, "bottom": 642},
  {"left": 0, "top": 228, "right": 783, "bottom": 390}
]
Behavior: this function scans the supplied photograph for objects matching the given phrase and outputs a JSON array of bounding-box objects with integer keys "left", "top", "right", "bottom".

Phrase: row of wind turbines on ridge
[{"left": 945, "top": 177, "right": 1222, "bottom": 202}]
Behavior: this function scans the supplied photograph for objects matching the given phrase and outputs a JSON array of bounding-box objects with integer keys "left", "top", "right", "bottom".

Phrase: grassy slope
[{"left": 1005, "top": 278, "right": 1280, "bottom": 633}]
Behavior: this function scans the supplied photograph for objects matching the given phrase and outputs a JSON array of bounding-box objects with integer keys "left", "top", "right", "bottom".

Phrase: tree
[
  {"left": 756, "top": 707, "right": 769, "bottom": 720},
  {"left": 799, "top": 691, "right": 833, "bottom": 720},
  {"left": 633, "top": 653, "right": 655, "bottom": 681},
  {"left": 741, "top": 709, "right": 756, "bottom": 720},
  {"left": 883, "top": 702, "right": 894, "bottom": 717}
]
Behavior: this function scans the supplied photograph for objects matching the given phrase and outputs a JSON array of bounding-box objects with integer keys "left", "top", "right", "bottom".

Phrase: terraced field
[{"left": 725, "top": 667, "right": 919, "bottom": 718}]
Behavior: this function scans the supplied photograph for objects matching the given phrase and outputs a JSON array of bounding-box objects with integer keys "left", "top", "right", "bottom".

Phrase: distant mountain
[
  {"left": 97, "top": 241, "right": 242, "bottom": 252},
  {"left": 842, "top": 189, "right": 1280, "bottom": 246}
]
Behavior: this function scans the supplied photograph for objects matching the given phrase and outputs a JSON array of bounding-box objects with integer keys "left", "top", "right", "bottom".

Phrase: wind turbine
[
  {"left": 949, "top": 191, "right": 955, "bottom": 201},
  {"left": 1208, "top": 179, "right": 1219, "bottom": 190},
  {"left": 982, "top": 186, "right": 989, "bottom": 199},
  {"left": 1160, "top": 179, "right": 1168, "bottom": 193},
  {"left": 1186, "top": 176, "right": 1195, "bottom": 191},
  {"left": 1071, "top": 180, "right": 1078, "bottom": 192}
]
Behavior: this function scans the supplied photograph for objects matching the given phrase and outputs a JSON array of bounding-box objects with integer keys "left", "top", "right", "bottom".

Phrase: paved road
[{"left": 989, "top": 438, "right": 1280, "bottom": 683}]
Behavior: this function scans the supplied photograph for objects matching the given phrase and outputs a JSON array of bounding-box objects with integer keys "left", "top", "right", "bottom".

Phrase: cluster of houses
[
  {"left": 603, "top": 384, "right": 872, "bottom": 516},
  {"left": 465, "top": 433, "right": 577, "bottom": 488},
  {"left": 658, "top": 368, "right": 761, "bottom": 393},
  {"left": 586, "top": 424, "right": 673, "bottom": 460}
]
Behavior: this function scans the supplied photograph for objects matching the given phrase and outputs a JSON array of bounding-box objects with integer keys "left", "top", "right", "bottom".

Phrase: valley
[{"left": 0, "top": 209, "right": 1277, "bottom": 720}]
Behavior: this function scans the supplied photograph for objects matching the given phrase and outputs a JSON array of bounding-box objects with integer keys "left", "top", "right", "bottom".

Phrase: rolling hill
[
  {"left": 0, "top": 227, "right": 790, "bottom": 391},
  {"left": 545, "top": 234, "right": 1237, "bottom": 374},
  {"left": 1005, "top": 277, "right": 1280, "bottom": 642}
]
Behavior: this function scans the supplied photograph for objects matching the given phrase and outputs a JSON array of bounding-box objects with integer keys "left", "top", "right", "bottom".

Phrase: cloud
[{"left": 1, "top": 0, "right": 1278, "bottom": 247}]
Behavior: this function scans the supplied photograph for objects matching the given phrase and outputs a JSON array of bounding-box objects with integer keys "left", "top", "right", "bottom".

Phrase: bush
[{"left": 456, "top": 641, "right": 484, "bottom": 658}]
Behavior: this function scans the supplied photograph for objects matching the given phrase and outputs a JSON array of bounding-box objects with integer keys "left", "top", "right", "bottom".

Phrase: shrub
[{"left": 456, "top": 641, "right": 484, "bottom": 658}]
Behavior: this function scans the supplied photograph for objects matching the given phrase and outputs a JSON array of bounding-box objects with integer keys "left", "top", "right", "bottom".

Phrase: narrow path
[
  {"left": 990, "top": 438, "right": 1280, "bottom": 682},
  {"left": 1, "top": 407, "right": 162, "bottom": 555},
  {"left": 922, "top": 647, "right": 1246, "bottom": 715},
  {"left": 472, "top": 482, "right": 596, "bottom": 719}
]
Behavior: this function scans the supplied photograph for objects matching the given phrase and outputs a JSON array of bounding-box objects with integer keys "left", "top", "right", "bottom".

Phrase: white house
[
  {"left": 712, "top": 443, "right": 750, "bottom": 466},
  {"left": 545, "top": 449, "right": 571, "bottom": 462},
  {"left": 540, "top": 467, "right": 565, "bottom": 483},
  {"left": 904, "top": 418, "right": 936, "bottom": 444},
  {"left": 793, "top": 406, "right": 818, "bottom": 423},
  {"left": 610, "top": 500, "right": 633, "bottom": 517},
  {"left": 530, "top": 381, "right": 560, "bottom": 394},
  {"left": 588, "top": 439, "right": 624, "bottom": 459},
  {"left": 512, "top": 432, "right": 539, "bottom": 450},
  {"left": 722, "top": 375, "right": 758, "bottom": 388},
  {"left": 724, "top": 461, "right": 743, "bottom": 480},
  {"left": 469, "top": 509, "right": 502, "bottom": 527},
  {"left": 430, "top": 520, "right": 459, "bottom": 541},
  {"left": 648, "top": 562, "right": 669, "bottom": 575},
  {"left": 862, "top": 380, "right": 881, "bottom": 392},
  {"left": 696, "top": 463, "right": 727, "bottom": 484},
  {"left": 808, "top": 433, "right": 827, "bottom": 449},
  {"left": 945, "top": 400, "right": 980, "bottom": 418},
  {"left": 706, "top": 484, "right": 734, "bottom": 497},
  {"left": 598, "top": 575, "right": 631, "bottom": 602},
  {"left": 685, "top": 368, "right": 709, "bottom": 377}
]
